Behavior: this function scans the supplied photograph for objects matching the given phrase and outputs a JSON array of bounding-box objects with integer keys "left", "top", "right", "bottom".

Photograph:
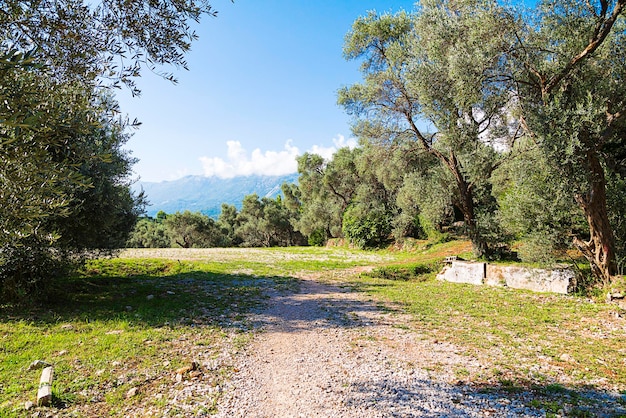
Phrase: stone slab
[
  {"left": 441, "top": 261, "right": 485, "bottom": 285},
  {"left": 439, "top": 262, "right": 574, "bottom": 294}
]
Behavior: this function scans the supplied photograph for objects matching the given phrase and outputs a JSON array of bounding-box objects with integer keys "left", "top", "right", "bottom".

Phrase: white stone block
[{"left": 442, "top": 261, "right": 485, "bottom": 285}]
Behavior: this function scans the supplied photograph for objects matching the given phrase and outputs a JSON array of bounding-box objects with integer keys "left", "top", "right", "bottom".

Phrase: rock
[
  {"left": 37, "top": 366, "right": 54, "bottom": 406},
  {"left": 24, "top": 401, "right": 34, "bottom": 410},
  {"left": 559, "top": 353, "right": 575, "bottom": 363},
  {"left": 146, "top": 294, "right": 155, "bottom": 300},
  {"left": 60, "top": 324, "right": 74, "bottom": 330},
  {"left": 56, "top": 350, "right": 68, "bottom": 356},
  {"left": 175, "top": 362, "right": 198, "bottom": 375},
  {"left": 28, "top": 360, "right": 51, "bottom": 371},
  {"left": 125, "top": 306, "right": 133, "bottom": 311},
  {"left": 126, "top": 387, "right": 138, "bottom": 398}
]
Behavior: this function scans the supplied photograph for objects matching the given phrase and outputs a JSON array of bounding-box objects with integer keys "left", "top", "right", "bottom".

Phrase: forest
[{"left": 1, "top": 0, "right": 625, "bottom": 303}]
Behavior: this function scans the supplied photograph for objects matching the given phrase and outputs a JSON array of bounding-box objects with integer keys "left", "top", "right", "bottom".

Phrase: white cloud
[
  {"left": 199, "top": 135, "right": 358, "bottom": 179},
  {"left": 308, "top": 135, "right": 358, "bottom": 160},
  {"left": 199, "top": 140, "right": 300, "bottom": 179}
]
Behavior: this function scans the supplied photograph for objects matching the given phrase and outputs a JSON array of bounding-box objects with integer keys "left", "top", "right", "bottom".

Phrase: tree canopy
[
  {"left": 1, "top": 0, "right": 221, "bottom": 93},
  {"left": 0, "top": 0, "right": 222, "bottom": 301}
]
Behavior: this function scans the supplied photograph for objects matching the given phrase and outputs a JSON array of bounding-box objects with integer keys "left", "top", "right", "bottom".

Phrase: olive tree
[
  {"left": 0, "top": 64, "right": 143, "bottom": 300},
  {"left": 292, "top": 149, "right": 361, "bottom": 244},
  {"left": 339, "top": 1, "right": 520, "bottom": 257},
  {"left": 165, "top": 211, "right": 228, "bottom": 248},
  {"left": 0, "top": 0, "right": 223, "bottom": 300},
  {"left": 511, "top": 0, "right": 626, "bottom": 282},
  {"left": 1, "top": 0, "right": 222, "bottom": 93}
]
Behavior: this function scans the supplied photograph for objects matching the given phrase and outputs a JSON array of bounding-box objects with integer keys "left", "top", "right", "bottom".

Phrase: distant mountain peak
[{"left": 134, "top": 173, "right": 299, "bottom": 218}]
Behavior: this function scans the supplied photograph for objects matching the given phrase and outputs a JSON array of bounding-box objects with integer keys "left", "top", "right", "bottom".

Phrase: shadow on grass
[
  {"left": 0, "top": 269, "right": 294, "bottom": 329},
  {"left": 246, "top": 280, "right": 396, "bottom": 332}
]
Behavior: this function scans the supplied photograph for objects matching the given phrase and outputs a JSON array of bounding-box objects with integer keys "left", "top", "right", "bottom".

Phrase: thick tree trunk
[
  {"left": 573, "top": 150, "right": 617, "bottom": 284},
  {"left": 447, "top": 153, "right": 489, "bottom": 258}
]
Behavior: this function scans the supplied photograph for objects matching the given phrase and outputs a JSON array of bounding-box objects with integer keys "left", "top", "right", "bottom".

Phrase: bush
[
  {"left": 342, "top": 205, "right": 392, "bottom": 249},
  {"left": 0, "top": 240, "right": 69, "bottom": 303},
  {"left": 308, "top": 228, "right": 327, "bottom": 247}
]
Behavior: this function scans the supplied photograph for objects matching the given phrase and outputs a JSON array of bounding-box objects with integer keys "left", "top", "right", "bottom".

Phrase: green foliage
[
  {"left": 1, "top": 0, "right": 220, "bottom": 93},
  {"left": 0, "top": 238, "right": 70, "bottom": 302},
  {"left": 416, "top": 215, "right": 449, "bottom": 245},
  {"left": 235, "top": 194, "right": 306, "bottom": 247},
  {"left": 307, "top": 228, "right": 328, "bottom": 247},
  {"left": 363, "top": 262, "right": 438, "bottom": 281},
  {"left": 493, "top": 148, "right": 584, "bottom": 263},
  {"left": 126, "top": 217, "right": 170, "bottom": 248},
  {"left": 165, "top": 211, "right": 228, "bottom": 248},
  {"left": 342, "top": 204, "right": 392, "bottom": 249},
  {"left": 217, "top": 203, "right": 241, "bottom": 247},
  {"left": 606, "top": 170, "right": 626, "bottom": 273},
  {"left": 0, "top": 65, "right": 142, "bottom": 302},
  {"left": 293, "top": 149, "right": 361, "bottom": 240}
]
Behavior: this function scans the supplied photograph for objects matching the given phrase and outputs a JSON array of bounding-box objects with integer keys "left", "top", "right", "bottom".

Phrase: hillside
[{"left": 134, "top": 173, "right": 299, "bottom": 218}]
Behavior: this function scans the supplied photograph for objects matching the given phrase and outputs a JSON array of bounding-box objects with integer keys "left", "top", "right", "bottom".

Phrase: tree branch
[{"left": 543, "top": 0, "right": 624, "bottom": 96}]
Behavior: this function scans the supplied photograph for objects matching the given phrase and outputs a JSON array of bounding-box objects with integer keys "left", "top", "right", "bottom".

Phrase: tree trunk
[
  {"left": 444, "top": 152, "right": 489, "bottom": 258},
  {"left": 573, "top": 149, "right": 617, "bottom": 284},
  {"left": 447, "top": 152, "right": 489, "bottom": 258}
]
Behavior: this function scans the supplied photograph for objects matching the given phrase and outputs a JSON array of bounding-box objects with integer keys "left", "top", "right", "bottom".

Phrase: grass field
[{"left": 1, "top": 242, "right": 625, "bottom": 416}]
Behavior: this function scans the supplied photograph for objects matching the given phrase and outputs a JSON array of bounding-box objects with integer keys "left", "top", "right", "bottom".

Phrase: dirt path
[{"left": 214, "top": 277, "right": 542, "bottom": 417}]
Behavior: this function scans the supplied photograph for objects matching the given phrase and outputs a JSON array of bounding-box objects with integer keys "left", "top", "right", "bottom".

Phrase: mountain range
[{"left": 134, "top": 173, "right": 299, "bottom": 218}]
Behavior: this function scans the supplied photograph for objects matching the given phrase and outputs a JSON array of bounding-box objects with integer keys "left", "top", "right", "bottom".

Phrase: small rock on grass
[
  {"left": 28, "top": 360, "right": 51, "bottom": 370},
  {"left": 126, "top": 387, "right": 138, "bottom": 398},
  {"left": 24, "top": 401, "right": 34, "bottom": 410}
]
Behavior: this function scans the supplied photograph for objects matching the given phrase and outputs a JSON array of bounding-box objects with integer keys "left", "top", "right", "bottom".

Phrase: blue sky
[{"left": 117, "top": 0, "right": 416, "bottom": 182}]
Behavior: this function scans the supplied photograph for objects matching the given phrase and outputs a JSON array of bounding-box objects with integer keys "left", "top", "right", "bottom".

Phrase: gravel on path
[{"left": 214, "top": 278, "right": 545, "bottom": 417}]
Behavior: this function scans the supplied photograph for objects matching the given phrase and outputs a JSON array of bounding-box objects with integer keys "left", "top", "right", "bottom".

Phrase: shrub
[
  {"left": 342, "top": 205, "right": 392, "bottom": 249},
  {"left": 308, "top": 228, "right": 327, "bottom": 247}
]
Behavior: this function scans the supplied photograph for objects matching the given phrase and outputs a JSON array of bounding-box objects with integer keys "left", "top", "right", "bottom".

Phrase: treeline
[
  {"left": 131, "top": 140, "right": 624, "bottom": 273},
  {"left": 128, "top": 194, "right": 306, "bottom": 249}
]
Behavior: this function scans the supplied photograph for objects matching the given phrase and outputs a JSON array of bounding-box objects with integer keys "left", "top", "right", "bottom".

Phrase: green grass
[
  {"left": 1, "top": 242, "right": 624, "bottom": 416},
  {"left": 347, "top": 274, "right": 625, "bottom": 385},
  {"left": 0, "top": 257, "right": 293, "bottom": 416}
]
